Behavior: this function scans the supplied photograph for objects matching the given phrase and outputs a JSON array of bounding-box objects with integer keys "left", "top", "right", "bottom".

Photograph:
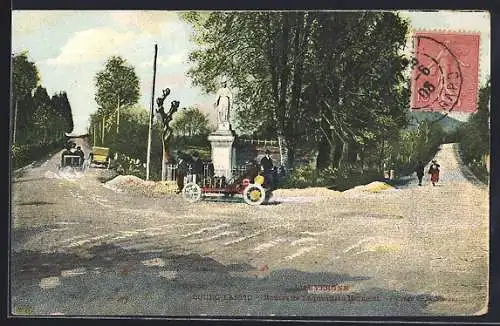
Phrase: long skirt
[{"left": 430, "top": 172, "right": 439, "bottom": 183}]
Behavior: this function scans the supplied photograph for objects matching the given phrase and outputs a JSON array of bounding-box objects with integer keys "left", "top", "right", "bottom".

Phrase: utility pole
[{"left": 146, "top": 44, "right": 158, "bottom": 181}]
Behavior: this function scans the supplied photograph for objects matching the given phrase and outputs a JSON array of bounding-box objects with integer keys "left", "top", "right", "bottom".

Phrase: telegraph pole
[{"left": 146, "top": 44, "right": 158, "bottom": 180}]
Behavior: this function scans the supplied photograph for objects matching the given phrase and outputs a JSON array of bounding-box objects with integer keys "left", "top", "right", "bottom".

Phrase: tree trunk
[
  {"left": 161, "top": 137, "right": 167, "bottom": 181},
  {"left": 116, "top": 96, "right": 120, "bottom": 134},
  {"left": 101, "top": 115, "right": 105, "bottom": 144},
  {"left": 161, "top": 131, "right": 173, "bottom": 181},
  {"left": 13, "top": 98, "right": 18, "bottom": 144},
  {"left": 277, "top": 134, "right": 289, "bottom": 168},
  {"left": 316, "top": 136, "right": 331, "bottom": 170},
  {"left": 330, "top": 136, "right": 344, "bottom": 169}
]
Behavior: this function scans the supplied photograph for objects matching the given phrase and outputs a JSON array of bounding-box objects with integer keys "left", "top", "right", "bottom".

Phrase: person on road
[
  {"left": 61, "top": 144, "right": 72, "bottom": 167},
  {"left": 69, "top": 142, "right": 77, "bottom": 154},
  {"left": 176, "top": 151, "right": 191, "bottom": 193},
  {"left": 428, "top": 159, "right": 440, "bottom": 186},
  {"left": 75, "top": 146, "right": 85, "bottom": 167},
  {"left": 260, "top": 149, "right": 274, "bottom": 189},
  {"left": 415, "top": 160, "right": 425, "bottom": 186},
  {"left": 191, "top": 151, "right": 204, "bottom": 184}
]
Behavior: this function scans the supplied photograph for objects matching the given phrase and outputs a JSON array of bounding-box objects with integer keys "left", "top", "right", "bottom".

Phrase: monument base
[{"left": 208, "top": 128, "right": 235, "bottom": 179}]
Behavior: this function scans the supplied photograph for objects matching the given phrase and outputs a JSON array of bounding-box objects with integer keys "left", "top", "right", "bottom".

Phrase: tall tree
[
  {"left": 32, "top": 86, "right": 56, "bottom": 143},
  {"left": 304, "top": 12, "right": 410, "bottom": 170},
  {"left": 183, "top": 12, "right": 312, "bottom": 168},
  {"left": 94, "top": 56, "right": 140, "bottom": 134},
  {"left": 11, "top": 51, "right": 39, "bottom": 143},
  {"left": 51, "top": 91, "right": 74, "bottom": 135},
  {"left": 459, "top": 80, "right": 490, "bottom": 166},
  {"left": 183, "top": 11, "right": 409, "bottom": 170},
  {"left": 171, "top": 107, "right": 210, "bottom": 137}
]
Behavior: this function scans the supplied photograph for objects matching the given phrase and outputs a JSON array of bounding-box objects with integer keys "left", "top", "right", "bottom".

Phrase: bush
[
  {"left": 280, "top": 164, "right": 382, "bottom": 191},
  {"left": 11, "top": 142, "right": 62, "bottom": 170}
]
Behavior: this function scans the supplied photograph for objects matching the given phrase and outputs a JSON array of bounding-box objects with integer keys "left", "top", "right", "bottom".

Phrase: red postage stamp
[{"left": 410, "top": 31, "right": 480, "bottom": 113}]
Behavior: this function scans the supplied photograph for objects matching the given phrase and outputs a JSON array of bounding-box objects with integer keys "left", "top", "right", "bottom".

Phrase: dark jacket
[
  {"left": 192, "top": 158, "right": 204, "bottom": 175},
  {"left": 428, "top": 163, "right": 440, "bottom": 174},
  {"left": 415, "top": 163, "right": 425, "bottom": 177},
  {"left": 177, "top": 156, "right": 190, "bottom": 174},
  {"left": 260, "top": 155, "right": 273, "bottom": 173}
]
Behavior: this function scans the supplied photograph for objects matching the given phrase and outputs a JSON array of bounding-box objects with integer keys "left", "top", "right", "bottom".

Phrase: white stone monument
[{"left": 208, "top": 77, "right": 236, "bottom": 179}]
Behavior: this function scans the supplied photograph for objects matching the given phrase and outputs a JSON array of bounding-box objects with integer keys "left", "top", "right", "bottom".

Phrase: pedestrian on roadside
[
  {"left": 176, "top": 151, "right": 190, "bottom": 193},
  {"left": 260, "top": 149, "right": 274, "bottom": 189},
  {"left": 191, "top": 151, "right": 204, "bottom": 184},
  {"left": 415, "top": 160, "right": 425, "bottom": 186},
  {"left": 428, "top": 159, "right": 440, "bottom": 186}
]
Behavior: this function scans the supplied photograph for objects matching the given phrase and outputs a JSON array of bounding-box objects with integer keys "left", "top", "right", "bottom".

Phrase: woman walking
[{"left": 428, "top": 159, "right": 440, "bottom": 186}]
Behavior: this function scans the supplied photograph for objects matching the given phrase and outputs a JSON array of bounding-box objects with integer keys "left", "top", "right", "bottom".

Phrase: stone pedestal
[{"left": 208, "top": 127, "right": 236, "bottom": 180}]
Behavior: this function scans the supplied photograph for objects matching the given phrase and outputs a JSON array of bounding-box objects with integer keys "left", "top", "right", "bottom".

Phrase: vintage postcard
[{"left": 10, "top": 10, "right": 490, "bottom": 318}]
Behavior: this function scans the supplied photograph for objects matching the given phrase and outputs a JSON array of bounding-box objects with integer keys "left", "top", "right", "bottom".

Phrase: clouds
[
  {"left": 12, "top": 11, "right": 72, "bottom": 35},
  {"left": 110, "top": 11, "right": 179, "bottom": 35},
  {"left": 13, "top": 10, "right": 491, "bottom": 135},
  {"left": 141, "top": 50, "right": 189, "bottom": 68},
  {"left": 46, "top": 28, "right": 137, "bottom": 66}
]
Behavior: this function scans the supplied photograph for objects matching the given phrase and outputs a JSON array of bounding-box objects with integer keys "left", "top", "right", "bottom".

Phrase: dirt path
[{"left": 10, "top": 143, "right": 488, "bottom": 316}]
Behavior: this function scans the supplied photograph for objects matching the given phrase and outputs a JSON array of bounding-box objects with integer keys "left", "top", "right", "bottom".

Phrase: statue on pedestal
[{"left": 214, "top": 77, "right": 233, "bottom": 130}]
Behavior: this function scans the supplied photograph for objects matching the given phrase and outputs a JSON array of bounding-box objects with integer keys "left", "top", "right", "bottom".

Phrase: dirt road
[{"left": 10, "top": 143, "right": 488, "bottom": 316}]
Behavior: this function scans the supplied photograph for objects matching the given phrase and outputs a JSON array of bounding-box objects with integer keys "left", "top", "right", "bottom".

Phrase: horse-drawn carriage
[{"left": 181, "top": 163, "right": 273, "bottom": 205}]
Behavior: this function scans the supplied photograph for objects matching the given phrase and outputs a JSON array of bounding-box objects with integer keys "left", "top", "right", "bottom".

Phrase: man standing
[
  {"left": 415, "top": 160, "right": 425, "bottom": 186},
  {"left": 191, "top": 151, "right": 204, "bottom": 184},
  {"left": 260, "top": 149, "right": 274, "bottom": 189},
  {"left": 176, "top": 151, "right": 190, "bottom": 194}
]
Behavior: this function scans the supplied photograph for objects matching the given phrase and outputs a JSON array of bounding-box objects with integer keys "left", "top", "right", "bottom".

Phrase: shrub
[{"left": 11, "top": 142, "right": 62, "bottom": 170}]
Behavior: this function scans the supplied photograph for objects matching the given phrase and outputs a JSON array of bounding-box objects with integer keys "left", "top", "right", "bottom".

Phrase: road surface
[{"left": 10, "top": 143, "right": 488, "bottom": 317}]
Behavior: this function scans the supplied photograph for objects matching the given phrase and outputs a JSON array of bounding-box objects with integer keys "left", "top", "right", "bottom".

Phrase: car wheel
[{"left": 243, "top": 183, "right": 266, "bottom": 205}]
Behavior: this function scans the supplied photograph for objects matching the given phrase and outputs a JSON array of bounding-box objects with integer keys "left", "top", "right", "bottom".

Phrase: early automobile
[
  {"left": 181, "top": 163, "right": 272, "bottom": 205},
  {"left": 88, "top": 146, "right": 112, "bottom": 169}
]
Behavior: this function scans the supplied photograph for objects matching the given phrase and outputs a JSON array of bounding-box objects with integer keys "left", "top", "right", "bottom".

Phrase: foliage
[
  {"left": 88, "top": 105, "right": 165, "bottom": 180},
  {"left": 280, "top": 163, "right": 381, "bottom": 191},
  {"left": 171, "top": 107, "right": 211, "bottom": 137},
  {"left": 12, "top": 51, "right": 39, "bottom": 99},
  {"left": 458, "top": 80, "right": 490, "bottom": 182},
  {"left": 11, "top": 142, "right": 62, "bottom": 170},
  {"left": 95, "top": 56, "right": 140, "bottom": 113},
  {"left": 389, "top": 120, "right": 445, "bottom": 175},
  {"left": 94, "top": 56, "right": 140, "bottom": 133},
  {"left": 182, "top": 11, "right": 410, "bottom": 170},
  {"left": 11, "top": 52, "right": 74, "bottom": 147}
]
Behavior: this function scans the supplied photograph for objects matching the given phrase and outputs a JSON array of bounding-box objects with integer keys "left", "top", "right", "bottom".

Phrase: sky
[{"left": 11, "top": 10, "right": 490, "bottom": 134}]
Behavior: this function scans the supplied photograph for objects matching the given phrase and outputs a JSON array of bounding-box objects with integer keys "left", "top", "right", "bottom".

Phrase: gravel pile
[
  {"left": 343, "top": 181, "right": 394, "bottom": 195},
  {"left": 274, "top": 187, "right": 342, "bottom": 197},
  {"left": 104, "top": 175, "right": 178, "bottom": 196}
]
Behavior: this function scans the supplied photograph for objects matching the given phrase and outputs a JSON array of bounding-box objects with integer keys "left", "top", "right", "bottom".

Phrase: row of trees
[
  {"left": 457, "top": 81, "right": 490, "bottom": 182},
  {"left": 12, "top": 52, "right": 74, "bottom": 146},
  {"left": 88, "top": 55, "right": 211, "bottom": 178},
  {"left": 183, "top": 11, "right": 410, "bottom": 172}
]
